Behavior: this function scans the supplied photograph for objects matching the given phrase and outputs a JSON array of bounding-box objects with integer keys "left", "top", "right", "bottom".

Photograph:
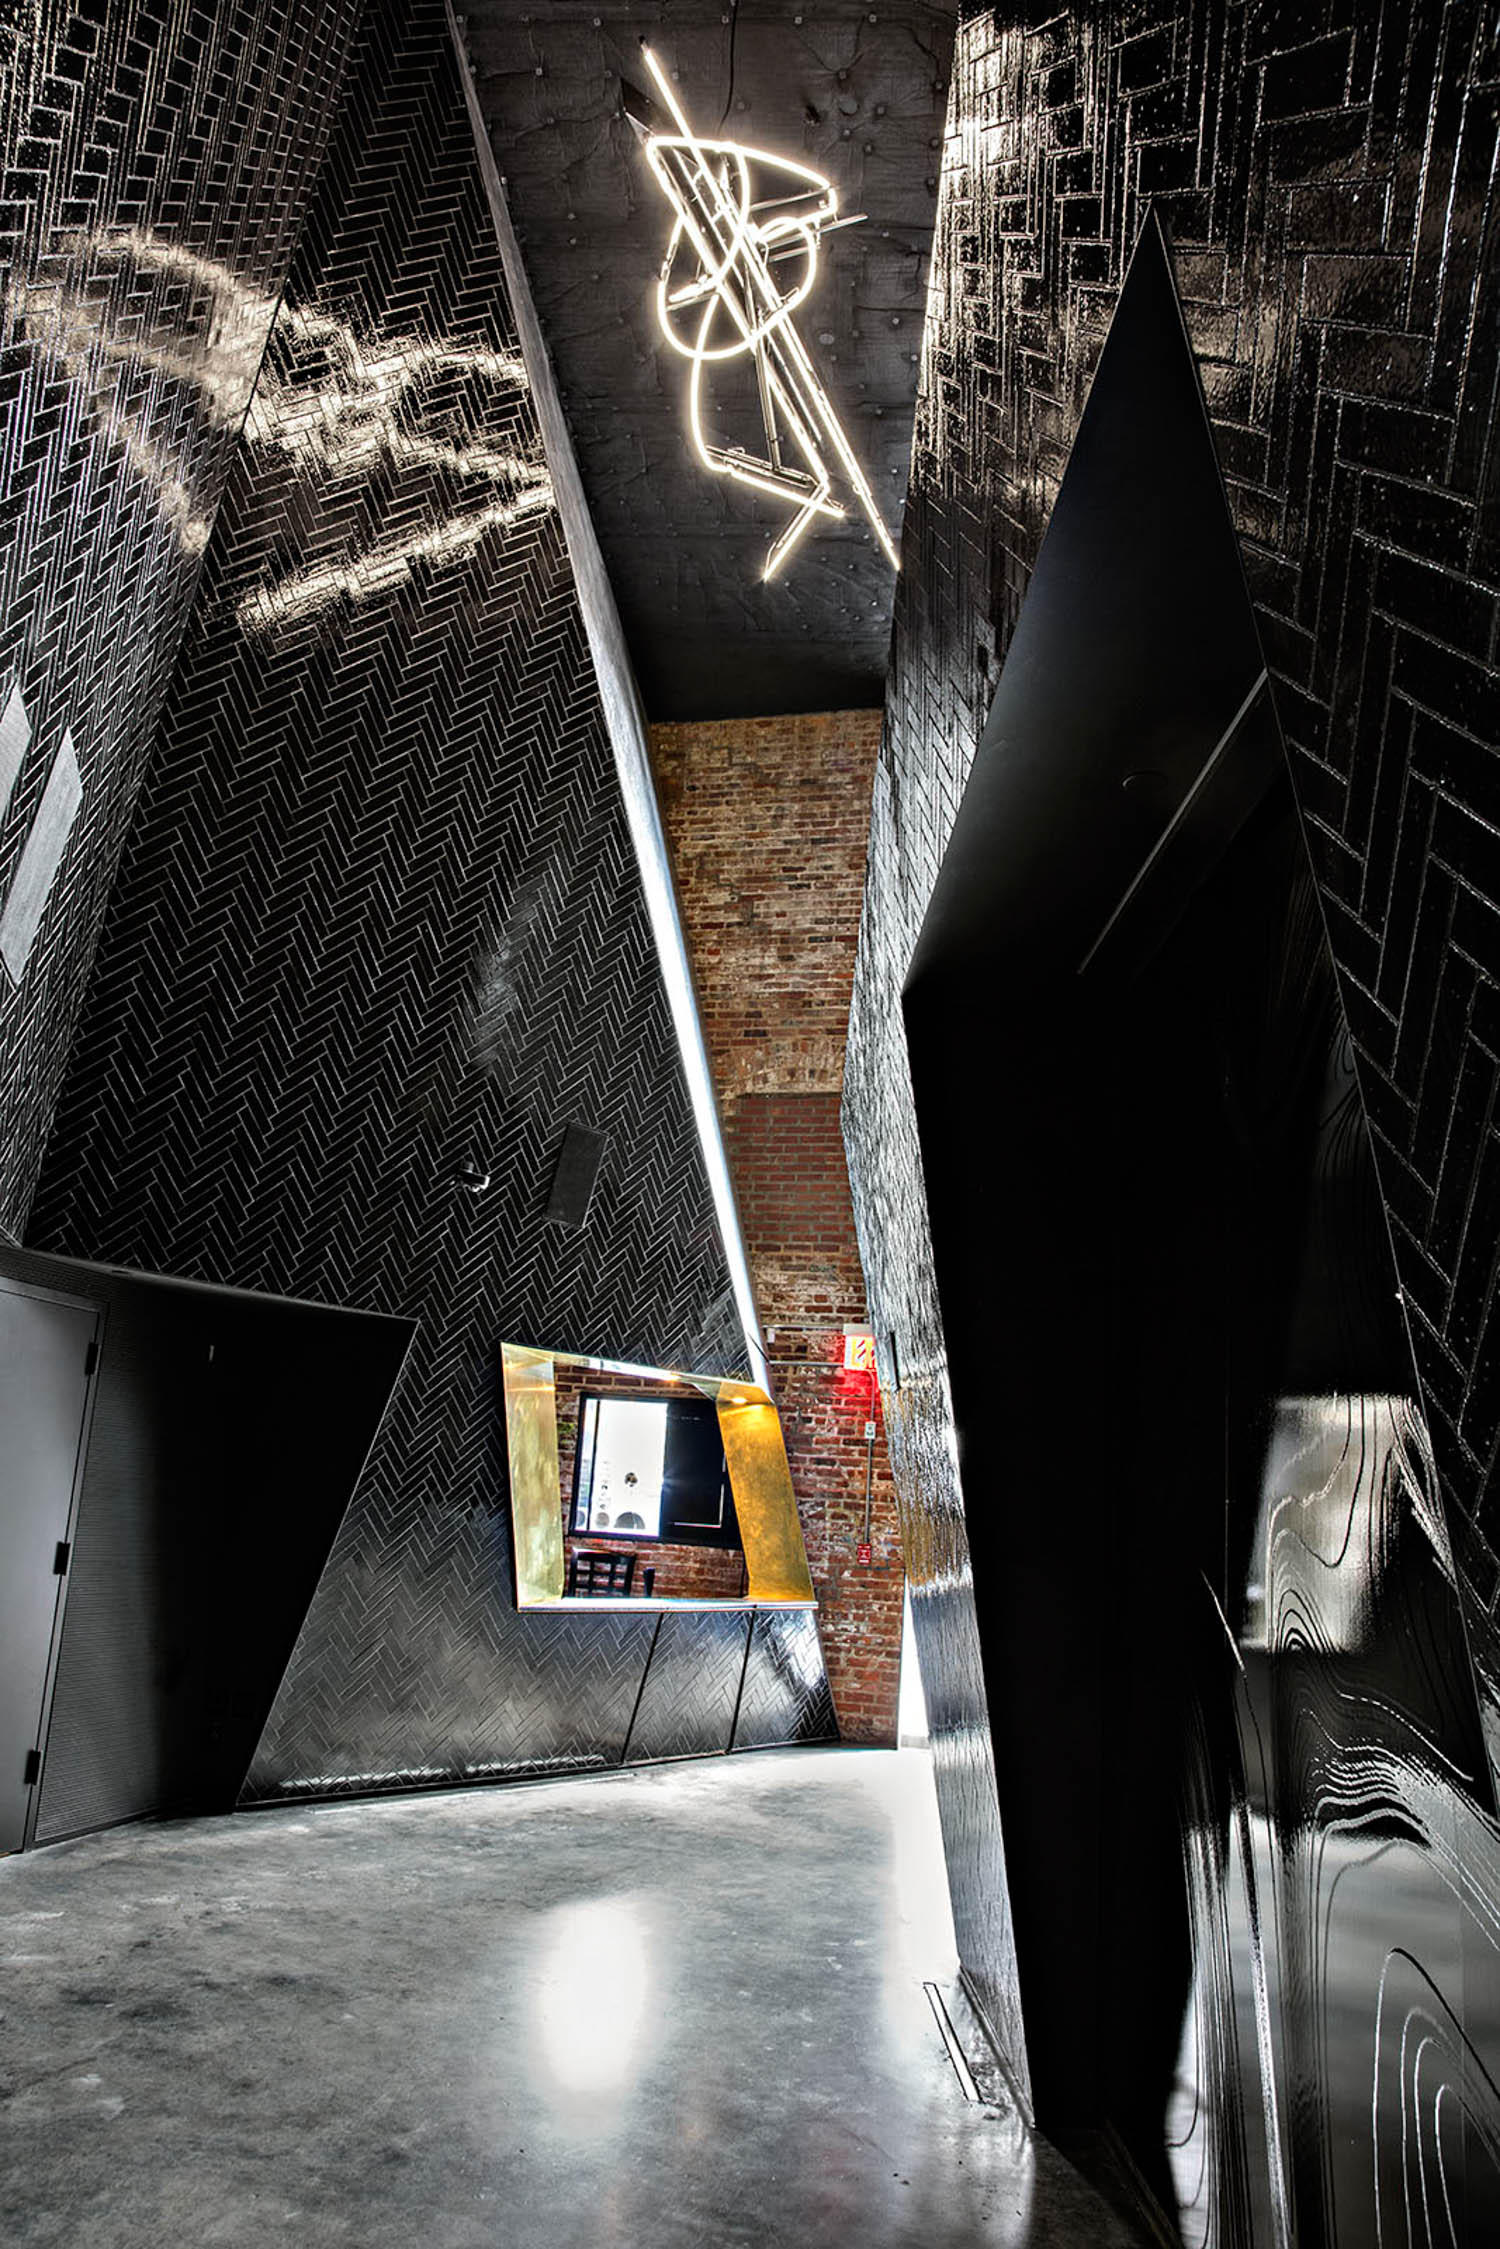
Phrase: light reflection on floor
[{"left": 532, "top": 1892, "right": 657, "bottom": 2109}]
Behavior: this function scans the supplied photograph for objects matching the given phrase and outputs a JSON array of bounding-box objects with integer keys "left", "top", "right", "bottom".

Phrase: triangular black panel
[{"left": 906, "top": 213, "right": 1266, "bottom": 1011}]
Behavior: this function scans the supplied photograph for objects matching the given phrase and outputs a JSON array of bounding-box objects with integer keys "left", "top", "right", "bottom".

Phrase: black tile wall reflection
[
  {"left": 842, "top": 2, "right": 1500, "bottom": 2238},
  {"left": 731, "top": 1610, "right": 837, "bottom": 1753},
  {"left": 28, "top": 0, "right": 833, "bottom": 1798},
  {"left": 0, "top": 0, "right": 359, "bottom": 1240},
  {"left": 623, "top": 1610, "right": 748, "bottom": 1766},
  {"left": 1130, "top": 816, "right": 1500, "bottom": 2247}
]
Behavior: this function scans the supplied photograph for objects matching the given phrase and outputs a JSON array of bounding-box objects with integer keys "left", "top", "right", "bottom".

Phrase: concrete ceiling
[{"left": 462, "top": 1, "right": 956, "bottom": 720}]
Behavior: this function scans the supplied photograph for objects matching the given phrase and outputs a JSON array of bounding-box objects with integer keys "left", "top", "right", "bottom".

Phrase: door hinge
[
  {"left": 53, "top": 1540, "right": 70, "bottom": 1576},
  {"left": 84, "top": 1339, "right": 98, "bottom": 1378},
  {"left": 23, "top": 1749, "right": 40, "bottom": 1787}
]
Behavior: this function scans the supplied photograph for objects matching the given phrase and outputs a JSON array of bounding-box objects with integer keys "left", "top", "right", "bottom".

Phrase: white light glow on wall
[
  {"left": 17, "top": 228, "right": 281, "bottom": 553},
  {"left": 235, "top": 302, "right": 553, "bottom": 634},
  {"left": 638, "top": 46, "right": 899, "bottom": 579}
]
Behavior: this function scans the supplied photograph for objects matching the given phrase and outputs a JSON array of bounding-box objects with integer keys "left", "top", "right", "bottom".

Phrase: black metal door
[{"left": 0, "top": 1280, "right": 97, "bottom": 1852}]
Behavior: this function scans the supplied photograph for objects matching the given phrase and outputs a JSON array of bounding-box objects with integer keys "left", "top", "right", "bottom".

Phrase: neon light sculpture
[{"left": 636, "top": 45, "right": 899, "bottom": 580}]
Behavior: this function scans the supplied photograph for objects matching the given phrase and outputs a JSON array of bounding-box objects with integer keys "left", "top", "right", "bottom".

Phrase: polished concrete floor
[{"left": 0, "top": 1748, "right": 1144, "bottom": 2246}]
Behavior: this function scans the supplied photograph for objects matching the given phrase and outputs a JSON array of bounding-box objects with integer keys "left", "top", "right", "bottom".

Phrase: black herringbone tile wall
[
  {"left": 623, "top": 1610, "right": 750, "bottom": 1765},
  {"left": 731, "top": 1610, "right": 837, "bottom": 1752},
  {"left": 0, "top": 0, "right": 359, "bottom": 1241},
  {"left": 30, "top": 0, "right": 832, "bottom": 1798},
  {"left": 842, "top": 0, "right": 1500, "bottom": 2211}
]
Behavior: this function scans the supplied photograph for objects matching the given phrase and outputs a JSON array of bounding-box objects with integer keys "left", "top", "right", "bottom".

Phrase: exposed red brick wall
[
  {"left": 767, "top": 1330, "right": 902, "bottom": 1743},
  {"left": 651, "top": 710, "right": 903, "bottom": 1744},
  {"left": 554, "top": 1363, "right": 747, "bottom": 1604},
  {"left": 563, "top": 1531, "right": 747, "bottom": 1604},
  {"left": 726, "top": 1094, "right": 868, "bottom": 1329},
  {"left": 652, "top": 711, "right": 878, "bottom": 1100}
]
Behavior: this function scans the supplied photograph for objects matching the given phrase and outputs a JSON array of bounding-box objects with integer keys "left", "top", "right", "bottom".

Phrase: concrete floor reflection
[
  {"left": 0, "top": 1749, "right": 1141, "bottom": 2247},
  {"left": 532, "top": 1895, "right": 656, "bottom": 2108}
]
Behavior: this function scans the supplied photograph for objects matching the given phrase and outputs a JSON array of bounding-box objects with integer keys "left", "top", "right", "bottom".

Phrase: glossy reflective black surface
[
  {"left": 22, "top": 0, "right": 835, "bottom": 1803},
  {"left": 0, "top": 0, "right": 359, "bottom": 1236},
  {"left": 1129, "top": 798, "right": 1500, "bottom": 2246},
  {"left": 898, "top": 201, "right": 1500, "bottom": 2246},
  {"left": 844, "top": 9, "right": 1500, "bottom": 2238}
]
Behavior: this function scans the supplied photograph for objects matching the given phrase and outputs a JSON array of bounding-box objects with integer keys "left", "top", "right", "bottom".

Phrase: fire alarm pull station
[{"left": 857, "top": 1541, "right": 873, "bottom": 1564}]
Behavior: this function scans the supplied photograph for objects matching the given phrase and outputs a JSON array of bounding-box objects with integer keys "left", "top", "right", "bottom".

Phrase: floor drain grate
[{"left": 923, "top": 1979, "right": 981, "bottom": 2102}]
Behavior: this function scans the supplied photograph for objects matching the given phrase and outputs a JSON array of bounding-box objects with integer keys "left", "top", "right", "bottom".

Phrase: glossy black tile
[
  {"left": 0, "top": 0, "right": 359, "bottom": 1239},
  {"left": 623, "top": 1610, "right": 749, "bottom": 1765},
  {"left": 25, "top": 0, "right": 834, "bottom": 1803},
  {"left": 732, "top": 1609, "right": 837, "bottom": 1753}
]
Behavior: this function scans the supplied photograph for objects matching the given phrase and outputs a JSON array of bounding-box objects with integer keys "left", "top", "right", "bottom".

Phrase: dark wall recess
[
  {"left": 0, "top": 1246, "right": 412, "bottom": 1844},
  {"left": 546, "top": 1124, "right": 607, "bottom": 1230},
  {"left": 27, "top": 0, "right": 834, "bottom": 1798}
]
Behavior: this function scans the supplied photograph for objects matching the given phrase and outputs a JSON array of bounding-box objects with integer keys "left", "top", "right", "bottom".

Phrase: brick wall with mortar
[{"left": 651, "top": 711, "right": 903, "bottom": 1744}]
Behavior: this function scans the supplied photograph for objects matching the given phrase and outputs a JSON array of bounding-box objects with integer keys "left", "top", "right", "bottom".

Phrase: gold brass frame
[{"left": 501, "top": 1342, "right": 816, "bottom": 1610}]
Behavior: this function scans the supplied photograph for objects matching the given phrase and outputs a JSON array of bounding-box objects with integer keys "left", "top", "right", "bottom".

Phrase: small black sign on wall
[{"left": 545, "top": 1122, "right": 606, "bottom": 1230}]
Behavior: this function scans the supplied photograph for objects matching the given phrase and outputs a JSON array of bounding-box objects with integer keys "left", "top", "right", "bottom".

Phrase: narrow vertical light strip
[
  {"left": 0, "top": 733, "right": 83, "bottom": 985},
  {"left": 447, "top": 3, "right": 768, "bottom": 1390}
]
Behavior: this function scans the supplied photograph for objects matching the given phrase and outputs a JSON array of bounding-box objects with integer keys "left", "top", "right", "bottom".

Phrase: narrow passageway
[{"left": 0, "top": 1749, "right": 1139, "bottom": 2246}]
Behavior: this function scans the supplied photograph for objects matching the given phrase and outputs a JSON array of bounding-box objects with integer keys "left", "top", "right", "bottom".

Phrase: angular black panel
[
  {"left": 732, "top": 1609, "right": 838, "bottom": 1751},
  {"left": 893, "top": 208, "right": 1500, "bottom": 2244},
  {"left": 28, "top": 0, "right": 832, "bottom": 1800},
  {"left": 248, "top": 1606, "right": 655, "bottom": 1801},
  {"left": 623, "top": 1610, "right": 751, "bottom": 1764},
  {"left": 903, "top": 214, "right": 1261, "bottom": 2149},
  {"left": 0, "top": 1247, "right": 413, "bottom": 1843},
  {"left": 1147, "top": 808, "right": 1500, "bottom": 2249},
  {"left": 0, "top": 0, "right": 359, "bottom": 1236},
  {"left": 847, "top": 9, "right": 1500, "bottom": 2237},
  {"left": 904, "top": 216, "right": 1262, "bottom": 1015}
]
